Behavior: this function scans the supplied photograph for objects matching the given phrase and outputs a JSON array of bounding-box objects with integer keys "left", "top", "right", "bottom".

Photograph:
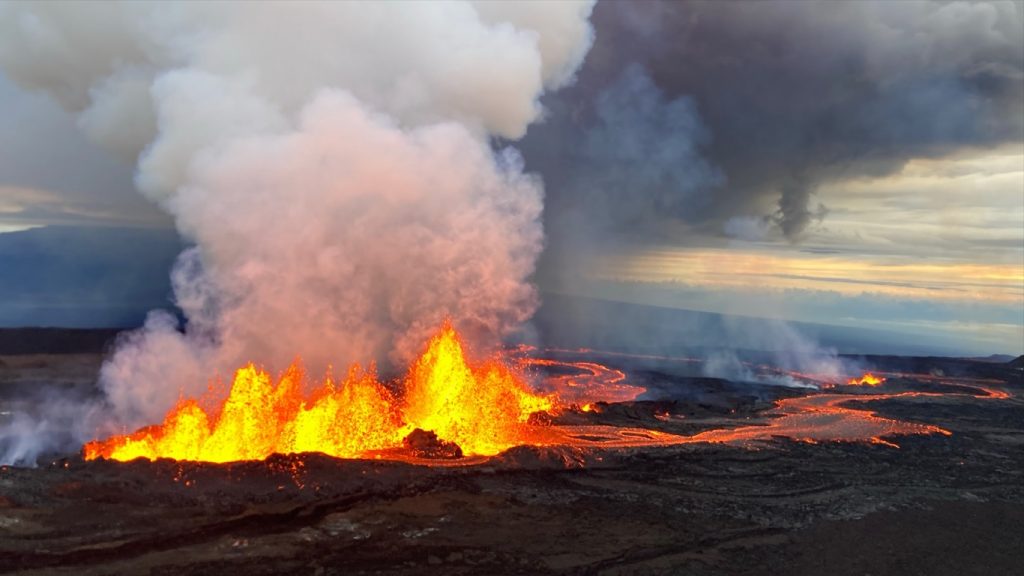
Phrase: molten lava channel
[
  {"left": 84, "top": 323, "right": 556, "bottom": 463},
  {"left": 689, "top": 392, "right": 951, "bottom": 448}
]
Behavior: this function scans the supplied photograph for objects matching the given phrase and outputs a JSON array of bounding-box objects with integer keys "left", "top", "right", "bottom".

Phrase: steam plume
[{"left": 0, "top": 1, "right": 595, "bottom": 456}]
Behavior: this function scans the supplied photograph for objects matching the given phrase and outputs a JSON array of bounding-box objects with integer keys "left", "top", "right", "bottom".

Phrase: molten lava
[
  {"left": 402, "top": 325, "right": 553, "bottom": 455},
  {"left": 83, "top": 334, "right": 1007, "bottom": 466},
  {"left": 517, "top": 356, "right": 642, "bottom": 405},
  {"left": 84, "top": 323, "right": 554, "bottom": 463},
  {"left": 847, "top": 372, "right": 885, "bottom": 387},
  {"left": 689, "top": 391, "right": 951, "bottom": 448}
]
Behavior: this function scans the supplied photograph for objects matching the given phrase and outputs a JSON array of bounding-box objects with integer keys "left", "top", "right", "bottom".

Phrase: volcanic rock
[
  {"left": 526, "top": 410, "right": 554, "bottom": 426},
  {"left": 402, "top": 428, "right": 463, "bottom": 459},
  {"left": 493, "top": 445, "right": 593, "bottom": 469}
]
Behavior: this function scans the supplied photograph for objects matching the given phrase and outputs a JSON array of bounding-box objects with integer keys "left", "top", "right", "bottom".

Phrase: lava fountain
[
  {"left": 847, "top": 372, "right": 886, "bottom": 387},
  {"left": 84, "top": 322, "right": 555, "bottom": 463}
]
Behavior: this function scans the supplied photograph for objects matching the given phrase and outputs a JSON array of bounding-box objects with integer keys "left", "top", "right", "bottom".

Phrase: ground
[{"left": 0, "top": 346, "right": 1021, "bottom": 575}]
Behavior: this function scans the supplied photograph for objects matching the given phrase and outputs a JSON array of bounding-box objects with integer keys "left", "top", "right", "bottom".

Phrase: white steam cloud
[{"left": 0, "top": 1, "right": 595, "bottom": 450}]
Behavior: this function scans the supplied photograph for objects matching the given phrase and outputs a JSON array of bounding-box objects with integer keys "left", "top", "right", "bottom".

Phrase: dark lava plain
[{"left": 0, "top": 346, "right": 1021, "bottom": 575}]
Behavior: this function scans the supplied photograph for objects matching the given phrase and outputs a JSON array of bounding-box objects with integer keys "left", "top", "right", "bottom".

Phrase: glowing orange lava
[
  {"left": 517, "top": 356, "right": 643, "bottom": 405},
  {"left": 847, "top": 372, "right": 885, "bottom": 386},
  {"left": 689, "top": 392, "right": 951, "bottom": 448},
  {"left": 84, "top": 322, "right": 554, "bottom": 463},
  {"left": 83, "top": 335, "right": 1010, "bottom": 465}
]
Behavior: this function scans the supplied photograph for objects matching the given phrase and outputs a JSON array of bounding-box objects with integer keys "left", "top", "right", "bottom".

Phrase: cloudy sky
[
  {"left": 0, "top": 72, "right": 168, "bottom": 231},
  {"left": 0, "top": 0, "right": 1021, "bottom": 356}
]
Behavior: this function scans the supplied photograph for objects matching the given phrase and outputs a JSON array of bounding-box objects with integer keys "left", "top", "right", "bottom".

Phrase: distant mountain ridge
[
  {"left": 532, "top": 293, "right": 973, "bottom": 358},
  {"left": 0, "top": 225, "right": 183, "bottom": 328},
  {"left": 0, "top": 327, "right": 122, "bottom": 355}
]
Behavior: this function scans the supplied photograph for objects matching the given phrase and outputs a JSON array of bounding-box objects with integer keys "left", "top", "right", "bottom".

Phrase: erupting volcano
[
  {"left": 84, "top": 323, "right": 555, "bottom": 463},
  {"left": 84, "top": 334, "right": 995, "bottom": 464}
]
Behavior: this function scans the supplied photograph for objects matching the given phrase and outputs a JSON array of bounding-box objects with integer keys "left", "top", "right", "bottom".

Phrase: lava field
[{"left": 1, "top": 348, "right": 1021, "bottom": 575}]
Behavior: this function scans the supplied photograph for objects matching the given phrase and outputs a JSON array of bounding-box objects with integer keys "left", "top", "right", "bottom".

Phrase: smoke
[
  {"left": 532, "top": 294, "right": 858, "bottom": 389},
  {"left": 700, "top": 320, "right": 849, "bottom": 389},
  {"left": 524, "top": 0, "right": 1024, "bottom": 245},
  {"left": 0, "top": 1, "right": 596, "bottom": 461},
  {"left": 0, "top": 393, "right": 105, "bottom": 465},
  {"left": 528, "top": 64, "right": 722, "bottom": 290}
]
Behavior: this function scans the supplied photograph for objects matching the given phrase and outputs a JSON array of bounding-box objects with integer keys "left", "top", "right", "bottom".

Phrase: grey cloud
[
  {"left": 522, "top": 0, "right": 1024, "bottom": 260},
  {"left": 0, "top": 73, "right": 169, "bottom": 228},
  {"left": 525, "top": 63, "right": 722, "bottom": 289}
]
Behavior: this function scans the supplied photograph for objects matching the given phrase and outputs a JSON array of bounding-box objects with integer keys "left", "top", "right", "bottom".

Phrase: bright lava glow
[
  {"left": 83, "top": 339, "right": 999, "bottom": 465},
  {"left": 84, "top": 322, "right": 554, "bottom": 463},
  {"left": 847, "top": 372, "right": 886, "bottom": 386}
]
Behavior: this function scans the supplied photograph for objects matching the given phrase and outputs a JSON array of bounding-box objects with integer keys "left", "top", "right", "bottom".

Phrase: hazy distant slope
[
  {"left": 0, "top": 226, "right": 182, "bottom": 327},
  {"left": 0, "top": 327, "right": 121, "bottom": 354},
  {"left": 532, "top": 293, "right": 970, "bottom": 357}
]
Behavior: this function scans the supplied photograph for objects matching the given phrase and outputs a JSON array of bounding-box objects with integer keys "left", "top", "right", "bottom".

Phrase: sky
[
  {"left": 0, "top": 71, "right": 169, "bottom": 232},
  {"left": 0, "top": 0, "right": 1021, "bottom": 357},
  {"left": 571, "top": 146, "right": 1024, "bottom": 355}
]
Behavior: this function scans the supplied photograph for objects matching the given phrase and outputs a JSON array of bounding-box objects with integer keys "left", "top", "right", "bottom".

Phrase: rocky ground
[{"left": 0, "top": 350, "right": 1021, "bottom": 575}]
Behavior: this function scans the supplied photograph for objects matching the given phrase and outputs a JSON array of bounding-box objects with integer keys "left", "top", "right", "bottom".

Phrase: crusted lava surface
[{"left": 0, "top": 349, "right": 1022, "bottom": 575}]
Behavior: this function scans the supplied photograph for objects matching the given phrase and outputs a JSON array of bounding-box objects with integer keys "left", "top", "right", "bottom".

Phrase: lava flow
[
  {"left": 84, "top": 322, "right": 555, "bottom": 463},
  {"left": 689, "top": 392, "right": 951, "bottom": 448},
  {"left": 516, "top": 356, "right": 644, "bottom": 405}
]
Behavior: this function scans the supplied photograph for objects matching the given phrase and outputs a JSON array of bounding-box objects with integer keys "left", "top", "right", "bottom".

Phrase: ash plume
[
  {"left": 0, "top": 1, "right": 596, "bottom": 461},
  {"left": 518, "top": 0, "right": 1022, "bottom": 384},
  {"left": 525, "top": 0, "right": 1024, "bottom": 245},
  {"left": 527, "top": 64, "right": 723, "bottom": 292}
]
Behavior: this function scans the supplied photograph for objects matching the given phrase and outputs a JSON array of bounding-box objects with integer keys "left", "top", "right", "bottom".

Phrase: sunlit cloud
[
  {"left": 591, "top": 248, "right": 1023, "bottom": 304},
  {"left": 0, "top": 185, "right": 170, "bottom": 230},
  {"left": 570, "top": 148, "right": 1024, "bottom": 355}
]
